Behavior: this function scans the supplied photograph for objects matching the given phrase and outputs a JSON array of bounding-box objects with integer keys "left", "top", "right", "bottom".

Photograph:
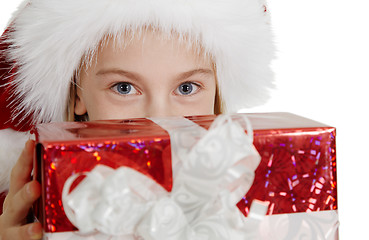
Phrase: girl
[{"left": 0, "top": 0, "right": 274, "bottom": 239}]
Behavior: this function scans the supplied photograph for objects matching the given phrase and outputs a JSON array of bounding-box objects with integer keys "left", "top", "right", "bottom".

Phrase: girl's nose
[{"left": 145, "top": 96, "right": 174, "bottom": 118}]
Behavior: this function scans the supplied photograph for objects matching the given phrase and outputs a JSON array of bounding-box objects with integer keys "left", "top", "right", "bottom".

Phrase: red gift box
[{"left": 33, "top": 113, "right": 338, "bottom": 239}]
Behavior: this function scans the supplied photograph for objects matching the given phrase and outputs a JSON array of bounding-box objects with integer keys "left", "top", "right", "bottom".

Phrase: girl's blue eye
[
  {"left": 177, "top": 82, "right": 199, "bottom": 95},
  {"left": 116, "top": 82, "right": 132, "bottom": 94},
  {"left": 112, "top": 82, "right": 138, "bottom": 95}
]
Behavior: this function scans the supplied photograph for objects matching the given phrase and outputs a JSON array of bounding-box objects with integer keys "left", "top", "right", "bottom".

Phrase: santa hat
[{"left": 0, "top": 0, "right": 274, "bottom": 193}]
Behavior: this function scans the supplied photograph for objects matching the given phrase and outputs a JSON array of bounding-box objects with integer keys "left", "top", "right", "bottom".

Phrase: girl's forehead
[{"left": 95, "top": 28, "right": 213, "bottom": 64}]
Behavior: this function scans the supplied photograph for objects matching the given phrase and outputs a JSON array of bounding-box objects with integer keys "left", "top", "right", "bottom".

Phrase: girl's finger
[
  {"left": 3, "top": 181, "right": 41, "bottom": 226},
  {"left": 1, "top": 222, "right": 43, "bottom": 240},
  {"left": 8, "top": 140, "right": 35, "bottom": 197}
]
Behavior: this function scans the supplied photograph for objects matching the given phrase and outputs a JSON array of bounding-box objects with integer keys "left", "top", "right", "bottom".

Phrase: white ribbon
[{"left": 62, "top": 115, "right": 267, "bottom": 239}]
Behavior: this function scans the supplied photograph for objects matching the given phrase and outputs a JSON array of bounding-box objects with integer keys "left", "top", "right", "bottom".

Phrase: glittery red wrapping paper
[
  {"left": 33, "top": 113, "right": 337, "bottom": 233},
  {"left": 239, "top": 127, "right": 336, "bottom": 216},
  {"left": 33, "top": 119, "right": 173, "bottom": 233}
]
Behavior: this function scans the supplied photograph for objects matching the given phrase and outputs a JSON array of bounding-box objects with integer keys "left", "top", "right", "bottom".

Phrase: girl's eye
[
  {"left": 111, "top": 82, "right": 138, "bottom": 95},
  {"left": 175, "top": 82, "right": 200, "bottom": 96}
]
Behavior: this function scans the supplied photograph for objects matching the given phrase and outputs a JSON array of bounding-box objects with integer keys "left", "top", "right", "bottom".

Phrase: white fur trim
[
  {"left": 0, "top": 129, "right": 30, "bottom": 193},
  {"left": 4, "top": 0, "right": 274, "bottom": 124}
]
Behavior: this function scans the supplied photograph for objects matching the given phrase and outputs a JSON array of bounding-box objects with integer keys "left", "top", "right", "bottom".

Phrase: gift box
[{"left": 33, "top": 113, "right": 338, "bottom": 239}]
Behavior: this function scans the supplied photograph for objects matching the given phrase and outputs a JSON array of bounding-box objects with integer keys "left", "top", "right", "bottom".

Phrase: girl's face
[{"left": 75, "top": 31, "right": 217, "bottom": 121}]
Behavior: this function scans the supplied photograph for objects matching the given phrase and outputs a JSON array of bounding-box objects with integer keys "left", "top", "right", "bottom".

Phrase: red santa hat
[{"left": 0, "top": 0, "right": 274, "bottom": 192}]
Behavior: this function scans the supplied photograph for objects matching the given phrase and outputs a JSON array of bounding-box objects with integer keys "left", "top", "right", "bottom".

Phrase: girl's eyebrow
[
  {"left": 176, "top": 69, "right": 214, "bottom": 81},
  {"left": 96, "top": 69, "right": 141, "bottom": 81}
]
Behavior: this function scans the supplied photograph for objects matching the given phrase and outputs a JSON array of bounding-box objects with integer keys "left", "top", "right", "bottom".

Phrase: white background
[{"left": 1, "top": 0, "right": 368, "bottom": 238}]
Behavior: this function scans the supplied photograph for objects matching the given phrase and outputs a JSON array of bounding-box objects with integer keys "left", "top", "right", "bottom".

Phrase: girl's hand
[{"left": 0, "top": 140, "right": 43, "bottom": 240}]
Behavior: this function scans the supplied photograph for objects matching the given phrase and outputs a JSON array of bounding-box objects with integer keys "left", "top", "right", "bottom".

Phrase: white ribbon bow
[{"left": 62, "top": 115, "right": 268, "bottom": 239}]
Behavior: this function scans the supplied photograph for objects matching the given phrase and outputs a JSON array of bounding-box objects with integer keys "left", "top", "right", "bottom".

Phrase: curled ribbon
[{"left": 62, "top": 115, "right": 268, "bottom": 239}]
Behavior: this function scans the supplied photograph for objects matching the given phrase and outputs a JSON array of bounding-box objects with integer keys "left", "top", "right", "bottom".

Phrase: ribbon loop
[{"left": 62, "top": 114, "right": 266, "bottom": 239}]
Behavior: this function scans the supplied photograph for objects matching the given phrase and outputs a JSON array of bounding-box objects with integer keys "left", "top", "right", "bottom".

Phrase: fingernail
[
  {"left": 26, "top": 183, "right": 32, "bottom": 196},
  {"left": 28, "top": 224, "right": 43, "bottom": 239},
  {"left": 25, "top": 140, "right": 31, "bottom": 152}
]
